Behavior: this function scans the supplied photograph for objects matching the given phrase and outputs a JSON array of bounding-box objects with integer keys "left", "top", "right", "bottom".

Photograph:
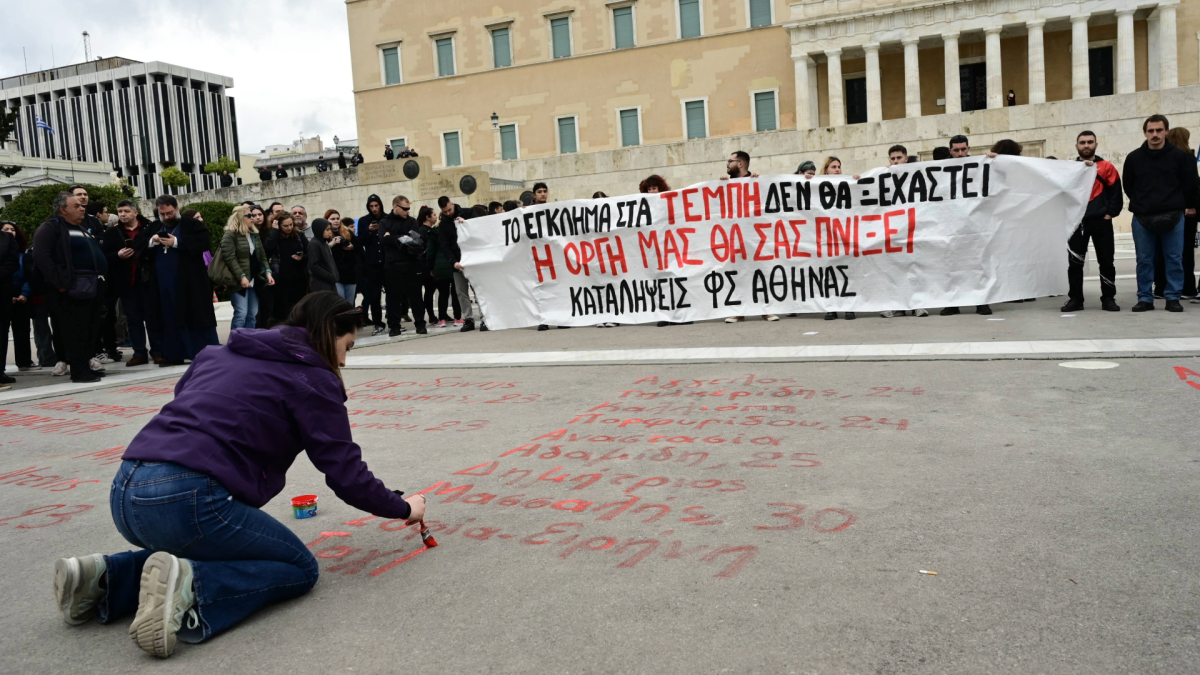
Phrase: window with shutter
[
  {"left": 492, "top": 28, "right": 512, "bottom": 68},
  {"left": 613, "top": 7, "right": 635, "bottom": 49},
  {"left": 443, "top": 131, "right": 461, "bottom": 166},
  {"left": 436, "top": 38, "right": 455, "bottom": 76},
  {"left": 749, "top": 0, "right": 772, "bottom": 27},
  {"left": 679, "top": 0, "right": 701, "bottom": 39},
  {"left": 558, "top": 117, "right": 578, "bottom": 154},
  {"left": 754, "top": 91, "right": 777, "bottom": 131},
  {"left": 685, "top": 100, "right": 706, "bottom": 139},
  {"left": 551, "top": 18, "right": 572, "bottom": 58},
  {"left": 500, "top": 124, "right": 518, "bottom": 160},
  {"left": 382, "top": 47, "right": 401, "bottom": 85},
  {"left": 619, "top": 109, "right": 640, "bottom": 147}
]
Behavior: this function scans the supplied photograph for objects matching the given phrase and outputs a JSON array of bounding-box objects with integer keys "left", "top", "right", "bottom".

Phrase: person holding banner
[
  {"left": 723, "top": 152, "right": 778, "bottom": 324},
  {"left": 821, "top": 157, "right": 857, "bottom": 321},
  {"left": 939, "top": 135, "right": 994, "bottom": 316},
  {"left": 1063, "top": 130, "right": 1123, "bottom": 312},
  {"left": 879, "top": 147, "right": 931, "bottom": 319}
]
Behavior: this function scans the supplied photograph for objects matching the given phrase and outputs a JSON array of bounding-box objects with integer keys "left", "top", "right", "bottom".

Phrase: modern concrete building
[
  {"left": 346, "top": 0, "right": 1198, "bottom": 168},
  {"left": 1, "top": 57, "right": 239, "bottom": 199}
]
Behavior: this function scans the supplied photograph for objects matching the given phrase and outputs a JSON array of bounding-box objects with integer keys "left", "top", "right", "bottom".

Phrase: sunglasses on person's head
[{"left": 337, "top": 306, "right": 365, "bottom": 327}]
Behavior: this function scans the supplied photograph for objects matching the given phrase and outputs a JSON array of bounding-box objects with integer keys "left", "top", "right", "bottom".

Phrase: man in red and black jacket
[
  {"left": 102, "top": 200, "right": 162, "bottom": 367},
  {"left": 1063, "top": 130, "right": 1124, "bottom": 312}
]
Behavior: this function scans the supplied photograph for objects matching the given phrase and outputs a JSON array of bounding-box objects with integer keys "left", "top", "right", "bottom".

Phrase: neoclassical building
[{"left": 347, "top": 0, "right": 1198, "bottom": 168}]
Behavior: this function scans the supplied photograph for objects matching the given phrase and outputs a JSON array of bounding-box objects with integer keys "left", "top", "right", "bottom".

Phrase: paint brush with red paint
[{"left": 418, "top": 521, "right": 438, "bottom": 548}]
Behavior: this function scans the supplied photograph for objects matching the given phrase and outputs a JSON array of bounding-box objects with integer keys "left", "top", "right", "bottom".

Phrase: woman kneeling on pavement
[{"left": 51, "top": 292, "right": 427, "bottom": 658}]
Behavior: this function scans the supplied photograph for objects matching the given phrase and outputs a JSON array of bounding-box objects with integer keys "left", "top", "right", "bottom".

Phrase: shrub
[
  {"left": 203, "top": 156, "right": 240, "bottom": 174},
  {"left": 160, "top": 166, "right": 192, "bottom": 189},
  {"left": 0, "top": 182, "right": 131, "bottom": 241}
]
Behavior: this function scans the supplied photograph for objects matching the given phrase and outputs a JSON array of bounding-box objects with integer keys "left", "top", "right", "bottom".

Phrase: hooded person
[
  {"left": 357, "top": 194, "right": 387, "bottom": 332},
  {"left": 306, "top": 218, "right": 339, "bottom": 293},
  {"left": 50, "top": 293, "right": 427, "bottom": 659}
]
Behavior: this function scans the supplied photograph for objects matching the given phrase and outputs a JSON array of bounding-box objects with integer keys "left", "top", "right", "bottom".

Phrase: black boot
[{"left": 1060, "top": 299, "right": 1084, "bottom": 312}]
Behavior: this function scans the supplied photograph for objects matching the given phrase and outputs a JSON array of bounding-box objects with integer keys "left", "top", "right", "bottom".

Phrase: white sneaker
[
  {"left": 912, "top": 308, "right": 930, "bottom": 317},
  {"left": 880, "top": 310, "right": 897, "bottom": 318},
  {"left": 130, "top": 552, "right": 198, "bottom": 659},
  {"left": 763, "top": 315, "right": 779, "bottom": 322},
  {"left": 89, "top": 358, "right": 105, "bottom": 372},
  {"left": 52, "top": 361, "right": 69, "bottom": 376},
  {"left": 54, "top": 554, "right": 107, "bottom": 625},
  {"left": 724, "top": 316, "right": 743, "bottom": 323}
]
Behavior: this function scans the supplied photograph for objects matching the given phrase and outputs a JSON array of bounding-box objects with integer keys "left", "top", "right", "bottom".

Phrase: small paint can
[{"left": 291, "top": 494, "right": 318, "bottom": 519}]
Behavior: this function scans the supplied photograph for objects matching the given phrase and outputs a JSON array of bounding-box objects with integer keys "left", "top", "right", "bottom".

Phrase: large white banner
[{"left": 459, "top": 156, "right": 1094, "bottom": 330}]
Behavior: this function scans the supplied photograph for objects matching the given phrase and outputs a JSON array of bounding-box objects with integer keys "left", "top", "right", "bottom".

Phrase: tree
[
  {"left": 0, "top": 182, "right": 129, "bottom": 241},
  {"left": 0, "top": 108, "right": 21, "bottom": 178},
  {"left": 203, "top": 156, "right": 240, "bottom": 174},
  {"left": 160, "top": 166, "right": 192, "bottom": 190}
]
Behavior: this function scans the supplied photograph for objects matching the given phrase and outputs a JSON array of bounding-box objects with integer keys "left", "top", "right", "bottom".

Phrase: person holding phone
[{"left": 102, "top": 201, "right": 162, "bottom": 366}]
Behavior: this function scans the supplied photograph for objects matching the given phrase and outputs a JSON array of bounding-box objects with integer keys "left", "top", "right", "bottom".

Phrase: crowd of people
[{"left": 1, "top": 115, "right": 1196, "bottom": 391}]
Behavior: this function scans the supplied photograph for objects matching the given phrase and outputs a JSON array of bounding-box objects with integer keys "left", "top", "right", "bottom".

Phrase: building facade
[
  {"left": 347, "top": 0, "right": 1198, "bottom": 168},
  {"left": 1, "top": 57, "right": 240, "bottom": 199}
]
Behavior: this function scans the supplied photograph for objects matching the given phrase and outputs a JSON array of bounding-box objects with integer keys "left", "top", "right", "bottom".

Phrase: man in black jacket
[
  {"left": 0, "top": 226, "right": 19, "bottom": 386},
  {"left": 384, "top": 145, "right": 395, "bottom": 161},
  {"left": 103, "top": 200, "right": 162, "bottom": 366},
  {"left": 1123, "top": 114, "right": 1200, "bottom": 312},
  {"left": 1063, "top": 131, "right": 1124, "bottom": 313},
  {"left": 357, "top": 194, "right": 387, "bottom": 334},
  {"left": 275, "top": 165, "right": 288, "bottom": 179},
  {"left": 436, "top": 196, "right": 479, "bottom": 331},
  {"left": 258, "top": 167, "right": 272, "bottom": 181},
  {"left": 220, "top": 171, "right": 234, "bottom": 188},
  {"left": 380, "top": 195, "right": 427, "bottom": 335},
  {"left": 33, "top": 192, "right": 108, "bottom": 383}
]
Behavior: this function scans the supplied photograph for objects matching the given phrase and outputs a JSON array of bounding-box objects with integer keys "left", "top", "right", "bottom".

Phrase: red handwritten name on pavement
[
  {"left": 0, "top": 466, "right": 101, "bottom": 491},
  {"left": 0, "top": 504, "right": 94, "bottom": 529},
  {"left": 29, "top": 398, "right": 160, "bottom": 419},
  {"left": 0, "top": 410, "right": 121, "bottom": 435}
]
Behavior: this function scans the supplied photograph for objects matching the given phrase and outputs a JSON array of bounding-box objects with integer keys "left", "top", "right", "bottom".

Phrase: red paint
[
  {"left": 30, "top": 399, "right": 159, "bottom": 419},
  {"left": 0, "top": 504, "right": 94, "bottom": 529},
  {"left": 1174, "top": 366, "right": 1200, "bottom": 390},
  {"left": 0, "top": 466, "right": 100, "bottom": 491},
  {"left": 0, "top": 410, "right": 121, "bottom": 435}
]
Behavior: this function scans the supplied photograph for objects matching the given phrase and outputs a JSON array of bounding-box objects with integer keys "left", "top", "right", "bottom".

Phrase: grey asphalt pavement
[{"left": 3, "top": 351, "right": 1200, "bottom": 673}]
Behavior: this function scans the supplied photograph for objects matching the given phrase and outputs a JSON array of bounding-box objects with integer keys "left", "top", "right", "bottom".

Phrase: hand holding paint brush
[{"left": 396, "top": 492, "right": 437, "bottom": 548}]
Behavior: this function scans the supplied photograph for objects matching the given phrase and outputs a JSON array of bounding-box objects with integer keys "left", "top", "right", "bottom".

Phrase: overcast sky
[{"left": 0, "top": 0, "right": 357, "bottom": 154}]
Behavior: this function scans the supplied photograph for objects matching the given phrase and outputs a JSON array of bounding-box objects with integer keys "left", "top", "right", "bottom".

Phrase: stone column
[
  {"left": 1115, "top": 9, "right": 1136, "bottom": 95},
  {"left": 864, "top": 43, "right": 883, "bottom": 123},
  {"left": 903, "top": 37, "right": 922, "bottom": 117},
  {"left": 943, "top": 32, "right": 961, "bottom": 114},
  {"left": 808, "top": 59, "right": 820, "bottom": 127},
  {"left": 984, "top": 27, "right": 1003, "bottom": 109},
  {"left": 1148, "top": 13, "right": 1160, "bottom": 90},
  {"left": 793, "top": 54, "right": 813, "bottom": 129},
  {"left": 826, "top": 49, "right": 845, "bottom": 127},
  {"left": 1027, "top": 20, "right": 1046, "bottom": 104},
  {"left": 1071, "top": 14, "right": 1091, "bottom": 99},
  {"left": 1159, "top": 2, "right": 1178, "bottom": 89}
]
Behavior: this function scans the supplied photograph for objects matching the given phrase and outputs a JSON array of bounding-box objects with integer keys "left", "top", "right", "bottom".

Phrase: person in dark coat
[
  {"left": 144, "top": 195, "right": 218, "bottom": 366},
  {"left": 258, "top": 167, "right": 272, "bottom": 181},
  {"left": 383, "top": 145, "right": 395, "bottom": 161},
  {"left": 357, "top": 194, "right": 387, "bottom": 333},
  {"left": 1, "top": 222, "right": 37, "bottom": 376},
  {"left": 267, "top": 212, "right": 309, "bottom": 323},
  {"left": 306, "top": 218, "right": 339, "bottom": 293},
  {"left": 275, "top": 165, "right": 287, "bottom": 180},
  {"left": 0, "top": 224, "right": 20, "bottom": 386},
  {"left": 324, "top": 210, "right": 360, "bottom": 304},
  {"left": 351, "top": 151, "right": 364, "bottom": 167},
  {"left": 337, "top": 152, "right": 347, "bottom": 170},
  {"left": 380, "top": 195, "right": 427, "bottom": 335},
  {"left": 423, "top": 206, "right": 456, "bottom": 326},
  {"left": 219, "top": 171, "right": 234, "bottom": 188},
  {"left": 102, "top": 200, "right": 162, "bottom": 366},
  {"left": 32, "top": 191, "right": 107, "bottom": 382}
]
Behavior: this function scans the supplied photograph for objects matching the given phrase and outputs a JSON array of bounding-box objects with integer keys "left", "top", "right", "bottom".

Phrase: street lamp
[{"left": 491, "top": 111, "right": 502, "bottom": 162}]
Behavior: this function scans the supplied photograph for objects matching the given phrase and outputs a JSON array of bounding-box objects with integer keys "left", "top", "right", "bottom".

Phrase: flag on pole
[{"left": 35, "top": 115, "right": 55, "bottom": 135}]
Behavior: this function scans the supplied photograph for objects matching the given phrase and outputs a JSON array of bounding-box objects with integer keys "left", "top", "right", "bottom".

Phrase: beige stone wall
[{"left": 178, "top": 85, "right": 1200, "bottom": 236}]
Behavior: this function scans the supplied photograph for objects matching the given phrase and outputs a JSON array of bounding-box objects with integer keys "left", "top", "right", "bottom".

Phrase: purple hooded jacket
[{"left": 122, "top": 325, "right": 411, "bottom": 520}]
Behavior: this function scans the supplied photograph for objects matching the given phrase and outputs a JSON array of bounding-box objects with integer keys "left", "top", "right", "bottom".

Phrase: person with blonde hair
[
  {"left": 220, "top": 205, "right": 274, "bottom": 330},
  {"left": 822, "top": 156, "right": 843, "bottom": 175}
]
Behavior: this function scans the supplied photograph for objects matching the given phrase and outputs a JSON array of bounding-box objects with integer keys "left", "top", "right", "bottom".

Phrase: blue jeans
[
  {"left": 335, "top": 283, "right": 357, "bottom": 304},
  {"left": 229, "top": 288, "right": 259, "bottom": 329},
  {"left": 99, "top": 460, "right": 319, "bottom": 642},
  {"left": 1132, "top": 215, "right": 1185, "bottom": 302},
  {"left": 121, "top": 287, "right": 162, "bottom": 359}
]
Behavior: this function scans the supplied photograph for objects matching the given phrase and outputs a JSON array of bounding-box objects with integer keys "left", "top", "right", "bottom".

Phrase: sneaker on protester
[
  {"left": 454, "top": 319, "right": 464, "bottom": 326},
  {"left": 912, "top": 308, "right": 930, "bottom": 317},
  {"left": 724, "top": 316, "right": 743, "bottom": 323},
  {"left": 89, "top": 357, "right": 106, "bottom": 372},
  {"left": 129, "top": 552, "right": 197, "bottom": 659},
  {"left": 763, "top": 315, "right": 779, "bottom": 322},
  {"left": 52, "top": 362, "right": 70, "bottom": 377},
  {"left": 880, "top": 310, "right": 897, "bottom": 318},
  {"left": 436, "top": 320, "right": 447, "bottom": 328},
  {"left": 53, "top": 554, "right": 107, "bottom": 625}
]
